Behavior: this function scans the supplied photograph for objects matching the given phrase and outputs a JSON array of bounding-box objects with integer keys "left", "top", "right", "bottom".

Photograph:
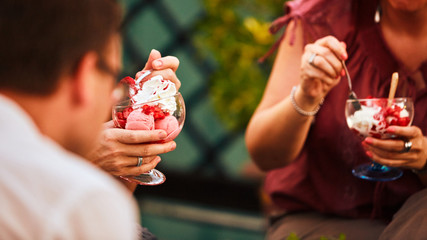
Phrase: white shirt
[{"left": 0, "top": 95, "right": 139, "bottom": 240}]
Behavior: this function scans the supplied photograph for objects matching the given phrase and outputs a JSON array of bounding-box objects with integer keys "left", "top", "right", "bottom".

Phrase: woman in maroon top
[{"left": 246, "top": 0, "right": 427, "bottom": 239}]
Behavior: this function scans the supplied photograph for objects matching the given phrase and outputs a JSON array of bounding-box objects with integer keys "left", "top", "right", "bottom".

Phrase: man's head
[
  {"left": 0, "top": 0, "right": 123, "bottom": 156},
  {"left": 0, "top": 0, "right": 122, "bottom": 94}
]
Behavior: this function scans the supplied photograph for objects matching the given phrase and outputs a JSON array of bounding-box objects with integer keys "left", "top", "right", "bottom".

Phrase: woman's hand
[
  {"left": 87, "top": 121, "right": 177, "bottom": 177},
  {"left": 362, "top": 126, "right": 427, "bottom": 170},
  {"left": 134, "top": 49, "right": 181, "bottom": 90},
  {"left": 299, "top": 36, "right": 348, "bottom": 103}
]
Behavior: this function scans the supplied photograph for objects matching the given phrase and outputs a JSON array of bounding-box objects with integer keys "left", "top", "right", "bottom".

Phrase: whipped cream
[
  {"left": 131, "top": 75, "right": 177, "bottom": 114},
  {"left": 399, "top": 109, "right": 409, "bottom": 118},
  {"left": 347, "top": 105, "right": 386, "bottom": 137}
]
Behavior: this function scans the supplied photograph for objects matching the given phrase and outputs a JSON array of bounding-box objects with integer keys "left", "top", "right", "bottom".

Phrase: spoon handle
[
  {"left": 342, "top": 60, "right": 352, "bottom": 92},
  {"left": 342, "top": 60, "right": 362, "bottom": 110},
  {"left": 388, "top": 72, "right": 399, "bottom": 101},
  {"left": 349, "top": 91, "right": 362, "bottom": 111}
]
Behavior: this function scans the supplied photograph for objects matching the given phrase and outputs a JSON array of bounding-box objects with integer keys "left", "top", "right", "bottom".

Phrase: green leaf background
[{"left": 193, "top": 0, "right": 285, "bottom": 131}]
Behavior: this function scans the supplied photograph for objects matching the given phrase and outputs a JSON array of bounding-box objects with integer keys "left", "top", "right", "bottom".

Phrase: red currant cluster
[
  {"left": 368, "top": 105, "right": 411, "bottom": 138},
  {"left": 141, "top": 105, "right": 169, "bottom": 120},
  {"left": 115, "top": 105, "right": 169, "bottom": 129},
  {"left": 115, "top": 107, "right": 133, "bottom": 128}
]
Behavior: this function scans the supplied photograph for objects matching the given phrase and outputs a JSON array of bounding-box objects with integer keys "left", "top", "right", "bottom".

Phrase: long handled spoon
[
  {"left": 342, "top": 60, "right": 361, "bottom": 110},
  {"left": 388, "top": 72, "right": 399, "bottom": 105}
]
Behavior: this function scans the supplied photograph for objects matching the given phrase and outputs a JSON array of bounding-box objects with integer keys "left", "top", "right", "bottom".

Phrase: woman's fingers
[
  {"left": 308, "top": 53, "right": 339, "bottom": 78},
  {"left": 301, "top": 61, "right": 337, "bottom": 86},
  {"left": 367, "top": 148, "right": 418, "bottom": 169},
  {"left": 368, "top": 154, "right": 408, "bottom": 168},
  {"left": 299, "top": 36, "right": 347, "bottom": 101},
  {"left": 363, "top": 143, "right": 409, "bottom": 167},
  {"left": 300, "top": 51, "right": 338, "bottom": 94},
  {"left": 386, "top": 126, "right": 422, "bottom": 139},
  {"left": 315, "top": 36, "right": 348, "bottom": 61},
  {"left": 363, "top": 137, "right": 408, "bottom": 153},
  {"left": 304, "top": 41, "right": 345, "bottom": 78},
  {"left": 362, "top": 126, "right": 427, "bottom": 169},
  {"left": 365, "top": 141, "right": 414, "bottom": 160}
]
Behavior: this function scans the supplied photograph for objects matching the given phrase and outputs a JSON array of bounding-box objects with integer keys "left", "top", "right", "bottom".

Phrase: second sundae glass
[
  {"left": 112, "top": 93, "right": 185, "bottom": 185},
  {"left": 345, "top": 98, "right": 414, "bottom": 181}
]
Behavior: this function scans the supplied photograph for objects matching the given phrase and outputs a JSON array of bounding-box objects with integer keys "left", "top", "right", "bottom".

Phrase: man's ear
[{"left": 70, "top": 51, "right": 99, "bottom": 106}]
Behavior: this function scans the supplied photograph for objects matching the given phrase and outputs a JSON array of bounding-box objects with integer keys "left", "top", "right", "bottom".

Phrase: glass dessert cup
[
  {"left": 345, "top": 98, "right": 414, "bottom": 181},
  {"left": 112, "top": 92, "right": 185, "bottom": 185}
]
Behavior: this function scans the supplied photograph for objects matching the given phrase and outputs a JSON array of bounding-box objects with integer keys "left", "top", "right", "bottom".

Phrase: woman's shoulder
[
  {"left": 272, "top": 0, "right": 377, "bottom": 43},
  {"left": 261, "top": 0, "right": 378, "bottom": 61}
]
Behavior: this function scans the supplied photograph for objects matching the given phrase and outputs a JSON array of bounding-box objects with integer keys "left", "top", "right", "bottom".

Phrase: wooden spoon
[{"left": 388, "top": 72, "right": 399, "bottom": 105}]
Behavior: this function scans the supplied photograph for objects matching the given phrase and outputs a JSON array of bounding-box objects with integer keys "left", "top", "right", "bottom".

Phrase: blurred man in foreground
[{"left": 0, "top": 0, "right": 140, "bottom": 238}]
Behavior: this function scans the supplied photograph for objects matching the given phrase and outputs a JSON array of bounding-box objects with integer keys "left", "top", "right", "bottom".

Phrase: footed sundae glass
[
  {"left": 345, "top": 98, "right": 414, "bottom": 181},
  {"left": 112, "top": 93, "right": 185, "bottom": 185}
]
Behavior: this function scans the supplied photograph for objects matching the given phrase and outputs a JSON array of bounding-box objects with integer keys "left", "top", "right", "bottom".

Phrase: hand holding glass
[
  {"left": 112, "top": 93, "right": 185, "bottom": 185},
  {"left": 345, "top": 98, "right": 414, "bottom": 181}
]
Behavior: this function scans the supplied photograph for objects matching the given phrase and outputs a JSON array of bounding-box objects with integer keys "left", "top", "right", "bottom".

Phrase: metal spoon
[
  {"left": 342, "top": 60, "right": 361, "bottom": 110},
  {"left": 135, "top": 70, "right": 152, "bottom": 86}
]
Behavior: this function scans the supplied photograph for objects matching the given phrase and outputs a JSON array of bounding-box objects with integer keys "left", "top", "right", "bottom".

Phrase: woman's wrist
[
  {"left": 291, "top": 86, "right": 324, "bottom": 116},
  {"left": 413, "top": 159, "right": 427, "bottom": 175},
  {"left": 413, "top": 137, "right": 427, "bottom": 175}
]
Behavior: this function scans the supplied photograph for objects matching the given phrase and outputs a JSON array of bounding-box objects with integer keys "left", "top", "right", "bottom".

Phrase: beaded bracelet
[{"left": 290, "top": 86, "right": 324, "bottom": 116}]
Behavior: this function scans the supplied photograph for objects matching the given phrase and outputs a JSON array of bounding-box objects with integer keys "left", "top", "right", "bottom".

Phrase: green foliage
[
  {"left": 321, "top": 234, "right": 346, "bottom": 240},
  {"left": 286, "top": 232, "right": 347, "bottom": 240},
  {"left": 286, "top": 232, "right": 300, "bottom": 240},
  {"left": 193, "top": 0, "right": 285, "bottom": 131}
]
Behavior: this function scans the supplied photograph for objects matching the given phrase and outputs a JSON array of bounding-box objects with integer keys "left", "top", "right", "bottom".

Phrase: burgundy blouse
[{"left": 264, "top": 0, "right": 427, "bottom": 220}]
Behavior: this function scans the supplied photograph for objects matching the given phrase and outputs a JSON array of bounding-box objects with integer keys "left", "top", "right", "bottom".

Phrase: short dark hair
[{"left": 0, "top": 0, "right": 122, "bottom": 95}]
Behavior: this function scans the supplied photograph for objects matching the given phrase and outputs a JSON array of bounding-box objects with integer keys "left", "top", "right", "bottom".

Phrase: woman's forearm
[
  {"left": 245, "top": 19, "right": 345, "bottom": 171},
  {"left": 246, "top": 93, "right": 318, "bottom": 171}
]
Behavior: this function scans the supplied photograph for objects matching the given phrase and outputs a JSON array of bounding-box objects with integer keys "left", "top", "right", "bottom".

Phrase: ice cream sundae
[
  {"left": 112, "top": 70, "right": 185, "bottom": 185},
  {"left": 345, "top": 97, "right": 414, "bottom": 181},
  {"left": 347, "top": 100, "right": 411, "bottom": 138},
  {"left": 113, "top": 71, "right": 183, "bottom": 142}
]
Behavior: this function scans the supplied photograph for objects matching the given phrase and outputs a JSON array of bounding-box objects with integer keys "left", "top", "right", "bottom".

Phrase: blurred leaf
[
  {"left": 193, "top": 0, "right": 285, "bottom": 131},
  {"left": 286, "top": 232, "right": 300, "bottom": 240},
  {"left": 286, "top": 233, "right": 347, "bottom": 240}
]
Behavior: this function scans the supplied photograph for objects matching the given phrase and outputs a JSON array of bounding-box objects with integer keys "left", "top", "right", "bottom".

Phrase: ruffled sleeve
[{"left": 260, "top": 0, "right": 358, "bottom": 62}]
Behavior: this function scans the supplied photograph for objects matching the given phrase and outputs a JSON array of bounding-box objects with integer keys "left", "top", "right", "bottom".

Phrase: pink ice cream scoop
[
  {"left": 155, "top": 115, "right": 180, "bottom": 141},
  {"left": 125, "top": 110, "right": 155, "bottom": 130}
]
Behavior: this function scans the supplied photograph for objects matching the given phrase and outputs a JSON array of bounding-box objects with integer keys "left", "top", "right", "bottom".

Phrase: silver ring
[
  {"left": 403, "top": 140, "right": 412, "bottom": 153},
  {"left": 308, "top": 53, "right": 317, "bottom": 67},
  {"left": 136, "top": 156, "right": 143, "bottom": 167}
]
